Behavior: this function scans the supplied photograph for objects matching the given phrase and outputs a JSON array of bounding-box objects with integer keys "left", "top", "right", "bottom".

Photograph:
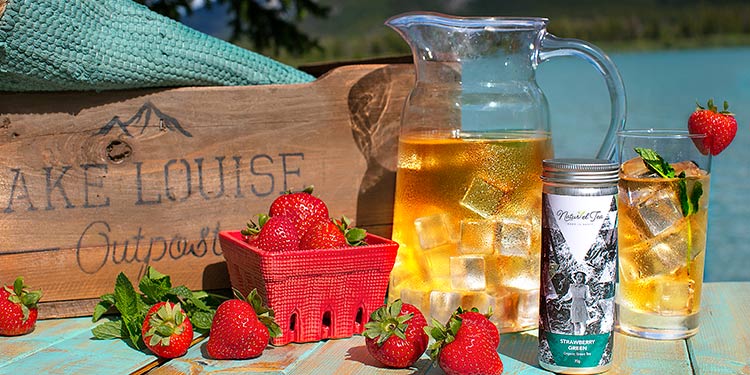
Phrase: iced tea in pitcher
[{"left": 389, "top": 131, "right": 551, "bottom": 332}]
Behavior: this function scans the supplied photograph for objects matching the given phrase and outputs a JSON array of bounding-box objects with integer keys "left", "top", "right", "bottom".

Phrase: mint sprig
[
  {"left": 91, "top": 266, "right": 227, "bottom": 350},
  {"left": 634, "top": 148, "right": 703, "bottom": 218}
]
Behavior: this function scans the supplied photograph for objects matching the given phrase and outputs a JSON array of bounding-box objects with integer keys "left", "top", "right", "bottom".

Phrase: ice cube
[
  {"left": 619, "top": 222, "right": 702, "bottom": 281},
  {"left": 497, "top": 218, "right": 532, "bottom": 256},
  {"left": 399, "top": 288, "right": 430, "bottom": 316},
  {"left": 514, "top": 287, "right": 540, "bottom": 328},
  {"left": 425, "top": 244, "right": 458, "bottom": 279},
  {"left": 655, "top": 278, "right": 695, "bottom": 313},
  {"left": 617, "top": 246, "right": 646, "bottom": 283},
  {"left": 621, "top": 157, "right": 652, "bottom": 178},
  {"left": 429, "top": 290, "right": 492, "bottom": 325},
  {"left": 636, "top": 189, "right": 684, "bottom": 237},
  {"left": 450, "top": 255, "right": 487, "bottom": 291},
  {"left": 460, "top": 177, "right": 508, "bottom": 219},
  {"left": 672, "top": 160, "right": 707, "bottom": 178},
  {"left": 458, "top": 219, "right": 498, "bottom": 255},
  {"left": 414, "top": 213, "right": 457, "bottom": 250},
  {"left": 486, "top": 288, "right": 514, "bottom": 332}
]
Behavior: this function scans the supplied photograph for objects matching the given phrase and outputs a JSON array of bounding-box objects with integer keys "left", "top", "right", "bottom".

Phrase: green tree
[{"left": 136, "top": 0, "right": 329, "bottom": 56}]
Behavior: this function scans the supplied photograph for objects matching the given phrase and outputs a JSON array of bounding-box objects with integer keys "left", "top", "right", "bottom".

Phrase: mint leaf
[
  {"left": 634, "top": 148, "right": 675, "bottom": 178},
  {"left": 691, "top": 181, "right": 704, "bottom": 214},
  {"left": 92, "top": 320, "right": 124, "bottom": 340},
  {"left": 190, "top": 310, "right": 214, "bottom": 331},
  {"left": 677, "top": 171, "right": 704, "bottom": 218},
  {"left": 678, "top": 175, "right": 691, "bottom": 217},
  {"left": 113, "top": 273, "right": 145, "bottom": 350},
  {"left": 139, "top": 268, "right": 172, "bottom": 304},
  {"left": 114, "top": 273, "right": 139, "bottom": 318},
  {"left": 92, "top": 300, "right": 112, "bottom": 322}
]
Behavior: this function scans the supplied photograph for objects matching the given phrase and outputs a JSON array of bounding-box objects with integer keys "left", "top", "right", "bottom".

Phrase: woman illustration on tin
[{"left": 560, "top": 271, "right": 592, "bottom": 335}]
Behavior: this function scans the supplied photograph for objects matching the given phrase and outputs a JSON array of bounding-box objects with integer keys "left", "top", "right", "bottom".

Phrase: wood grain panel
[{"left": 0, "top": 64, "right": 413, "bottom": 317}]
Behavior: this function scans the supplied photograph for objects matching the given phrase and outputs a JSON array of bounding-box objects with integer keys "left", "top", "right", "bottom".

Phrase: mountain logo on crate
[{"left": 95, "top": 101, "right": 193, "bottom": 138}]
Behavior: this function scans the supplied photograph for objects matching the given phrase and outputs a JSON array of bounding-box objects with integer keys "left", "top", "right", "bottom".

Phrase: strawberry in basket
[{"left": 241, "top": 186, "right": 367, "bottom": 251}]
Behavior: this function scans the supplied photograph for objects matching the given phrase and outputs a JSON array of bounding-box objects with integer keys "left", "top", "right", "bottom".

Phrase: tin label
[{"left": 539, "top": 193, "right": 617, "bottom": 370}]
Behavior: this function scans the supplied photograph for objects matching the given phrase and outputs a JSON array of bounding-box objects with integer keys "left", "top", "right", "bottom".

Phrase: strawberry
[
  {"left": 427, "top": 307, "right": 503, "bottom": 375},
  {"left": 141, "top": 302, "right": 193, "bottom": 358},
  {"left": 687, "top": 99, "right": 738, "bottom": 156},
  {"left": 299, "top": 216, "right": 367, "bottom": 250},
  {"left": 0, "top": 277, "right": 42, "bottom": 336},
  {"left": 454, "top": 308, "right": 500, "bottom": 349},
  {"left": 241, "top": 214, "right": 300, "bottom": 252},
  {"left": 268, "top": 186, "right": 329, "bottom": 236},
  {"left": 364, "top": 299, "right": 429, "bottom": 368},
  {"left": 206, "top": 289, "right": 281, "bottom": 360}
]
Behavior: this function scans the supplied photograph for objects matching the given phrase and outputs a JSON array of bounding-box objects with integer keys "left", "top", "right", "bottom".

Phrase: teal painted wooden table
[{"left": 1, "top": 282, "right": 748, "bottom": 374}]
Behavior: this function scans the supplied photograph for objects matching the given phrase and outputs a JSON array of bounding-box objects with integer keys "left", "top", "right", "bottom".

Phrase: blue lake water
[{"left": 536, "top": 47, "right": 750, "bottom": 281}]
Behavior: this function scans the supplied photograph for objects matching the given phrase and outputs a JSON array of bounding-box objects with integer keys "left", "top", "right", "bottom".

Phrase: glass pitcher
[{"left": 386, "top": 12, "right": 626, "bottom": 333}]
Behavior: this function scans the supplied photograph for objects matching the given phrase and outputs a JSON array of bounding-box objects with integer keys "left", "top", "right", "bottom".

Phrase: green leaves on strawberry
[
  {"left": 206, "top": 289, "right": 281, "bottom": 359},
  {"left": 688, "top": 99, "right": 738, "bottom": 156},
  {"left": 141, "top": 302, "right": 193, "bottom": 358},
  {"left": 0, "top": 277, "right": 42, "bottom": 336},
  {"left": 364, "top": 299, "right": 428, "bottom": 368},
  {"left": 426, "top": 307, "right": 503, "bottom": 375},
  {"left": 335, "top": 216, "right": 367, "bottom": 246}
]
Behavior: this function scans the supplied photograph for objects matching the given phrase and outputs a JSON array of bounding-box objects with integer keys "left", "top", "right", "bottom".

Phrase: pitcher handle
[{"left": 538, "top": 33, "right": 627, "bottom": 160}]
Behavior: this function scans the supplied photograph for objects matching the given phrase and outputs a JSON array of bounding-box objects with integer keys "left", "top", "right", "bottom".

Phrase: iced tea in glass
[{"left": 616, "top": 130, "right": 711, "bottom": 340}]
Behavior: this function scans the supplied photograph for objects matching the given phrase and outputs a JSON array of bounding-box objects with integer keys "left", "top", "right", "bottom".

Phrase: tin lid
[{"left": 542, "top": 158, "right": 619, "bottom": 184}]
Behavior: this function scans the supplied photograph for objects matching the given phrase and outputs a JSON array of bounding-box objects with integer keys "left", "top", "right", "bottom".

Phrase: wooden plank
[
  {"left": 0, "top": 317, "right": 159, "bottom": 374},
  {"left": 0, "top": 64, "right": 412, "bottom": 317},
  {"left": 148, "top": 340, "right": 326, "bottom": 374},
  {"left": 609, "top": 332, "right": 692, "bottom": 374},
  {"left": 496, "top": 324, "right": 694, "bottom": 374},
  {"left": 687, "top": 282, "right": 750, "bottom": 375},
  {"left": 0, "top": 317, "right": 94, "bottom": 366},
  {"left": 288, "top": 337, "right": 432, "bottom": 375}
]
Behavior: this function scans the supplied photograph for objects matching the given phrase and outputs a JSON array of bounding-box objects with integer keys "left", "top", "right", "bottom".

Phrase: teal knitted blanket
[{"left": 0, "top": 0, "right": 315, "bottom": 91}]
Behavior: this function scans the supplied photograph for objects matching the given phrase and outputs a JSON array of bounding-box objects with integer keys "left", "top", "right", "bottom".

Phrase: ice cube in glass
[
  {"left": 514, "top": 287, "right": 540, "bottom": 328},
  {"left": 458, "top": 219, "right": 498, "bottom": 255},
  {"left": 399, "top": 288, "right": 430, "bottom": 316},
  {"left": 425, "top": 244, "right": 457, "bottom": 279},
  {"left": 414, "top": 213, "right": 457, "bottom": 250},
  {"left": 635, "top": 189, "right": 683, "bottom": 237},
  {"left": 460, "top": 177, "right": 508, "bottom": 219},
  {"left": 655, "top": 278, "right": 695, "bottom": 313},
  {"left": 450, "top": 255, "right": 487, "bottom": 291},
  {"left": 497, "top": 218, "right": 532, "bottom": 256}
]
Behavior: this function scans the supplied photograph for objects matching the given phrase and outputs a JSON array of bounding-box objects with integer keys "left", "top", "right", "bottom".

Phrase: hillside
[{"left": 184, "top": 0, "right": 750, "bottom": 65}]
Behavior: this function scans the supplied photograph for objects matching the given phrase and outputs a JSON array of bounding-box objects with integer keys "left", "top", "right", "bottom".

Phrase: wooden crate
[{"left": 0, "top": 64, "right": 413, "bottom": 318}]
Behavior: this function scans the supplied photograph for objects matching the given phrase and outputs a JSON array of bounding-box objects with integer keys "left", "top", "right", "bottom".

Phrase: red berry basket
[{"left": 218, "top": 230, "right": 399, "bottom": 346}]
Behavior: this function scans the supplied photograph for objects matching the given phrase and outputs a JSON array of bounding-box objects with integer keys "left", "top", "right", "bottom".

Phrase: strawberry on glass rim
[{"left": 687, "top": 99, "right": 738, "bottom": 156}]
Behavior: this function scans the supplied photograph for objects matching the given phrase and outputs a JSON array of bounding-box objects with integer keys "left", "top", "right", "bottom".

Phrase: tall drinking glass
[{"left": 616, "top": 130, "right": 711, "bottom": 340}]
